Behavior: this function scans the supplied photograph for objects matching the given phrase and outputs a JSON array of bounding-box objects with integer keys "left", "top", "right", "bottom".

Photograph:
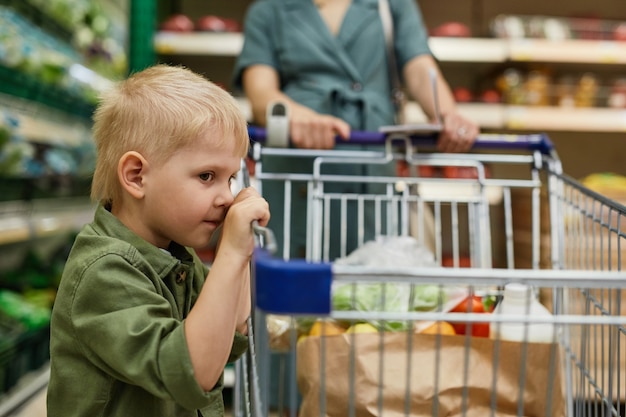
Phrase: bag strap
[{"left": 378, "top": 0, "right": 405, "bottom": 124}]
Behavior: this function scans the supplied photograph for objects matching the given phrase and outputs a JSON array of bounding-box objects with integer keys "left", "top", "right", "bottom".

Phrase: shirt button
[
  {"left": 176, "top": 270, "right": 187, "bottom": 283},
  {"left": 351, "top": 82, "right": 362, "bottom": 91}
]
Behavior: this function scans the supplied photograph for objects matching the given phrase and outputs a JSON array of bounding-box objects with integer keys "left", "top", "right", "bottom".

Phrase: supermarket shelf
[
  {"left": 408, "top": 103, "right": 626, "bottom": 132},
  {"left": 0, "top": 65, "right": 95, "bottom": 120},
  {"left": 0, "top": 198, "right": 95, "bottom": 246},
  {"left": 505, "top": 106, "right": 626, "bottom": 132},
  {"left": 154, "top": 32, "right": 626, "bottom": 64},
  {"left": 404, "top": 102, "right": 506, "bottom": 128},
  {"left": 236, "top": 98, "right": 626, "bottom": 133},
  {"left": 154, "top": 32, "right": 243, "bottom": 56},
  {"left": 0, "top": 92, "right": 92, "bottom": 146},
  {"left": 508, "top": 39, "right": 626, "bottom": 64},
  {"left": 429, "top": 37, "right": 508, "bottom": 62},
  {"left": 15, "top": 112, "right": 89, "bottom": 146}
]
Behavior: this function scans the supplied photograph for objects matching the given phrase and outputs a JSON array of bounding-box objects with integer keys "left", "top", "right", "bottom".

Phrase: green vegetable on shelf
[{"left": 0, "top": 289, "right": 51, "bottom": 330}]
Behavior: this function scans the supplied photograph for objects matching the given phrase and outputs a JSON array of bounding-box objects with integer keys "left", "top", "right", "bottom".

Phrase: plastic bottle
[{"left": 490, "top": 283, "right": 555, "bottom": 343}]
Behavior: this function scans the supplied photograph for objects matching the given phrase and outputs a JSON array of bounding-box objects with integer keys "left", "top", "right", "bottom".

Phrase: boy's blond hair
[{"left": 90, "top": 64, "right": 249, "bottom": 205}]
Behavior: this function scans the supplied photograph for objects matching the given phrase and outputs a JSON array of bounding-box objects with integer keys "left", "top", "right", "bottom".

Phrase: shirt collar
[{"left": 92, "top": 204, "right": 195, "bottom": 274}]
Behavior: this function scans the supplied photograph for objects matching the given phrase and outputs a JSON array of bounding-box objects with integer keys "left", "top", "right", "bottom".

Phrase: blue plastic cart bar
[{"left": 247, "top": 126, "right": 555, "bottom": 155}]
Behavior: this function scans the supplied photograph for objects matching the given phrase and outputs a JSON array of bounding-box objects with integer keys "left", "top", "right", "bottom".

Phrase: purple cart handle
[{"left": 247, "top": 126, "right": 554, "bottom": 154}]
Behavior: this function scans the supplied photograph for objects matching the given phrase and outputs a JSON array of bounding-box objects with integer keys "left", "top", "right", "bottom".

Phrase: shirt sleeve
[
  {"left": 232, "top": 1, "right": 278, "bottom": 91},
  {"left": 69, "top": 254, "right": 226, "bottom": 410},
  {"left": 229, "top": 331, "right": 249, "bottom": 363},
  {"left": 392, "top": 0, "right": 433, "bottom": 69}
]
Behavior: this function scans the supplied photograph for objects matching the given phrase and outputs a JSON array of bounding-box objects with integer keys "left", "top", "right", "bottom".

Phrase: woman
[{"left": 233, "top": 0, "right": 479, "bottom": 259}]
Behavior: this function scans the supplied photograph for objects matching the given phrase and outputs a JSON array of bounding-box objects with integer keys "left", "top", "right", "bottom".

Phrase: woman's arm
[
  {"left": 242, "top": 64, "right": 350, "bottom": 149},
  {"left": 403, "top": 55, "right": 479, "bottom": 153}
]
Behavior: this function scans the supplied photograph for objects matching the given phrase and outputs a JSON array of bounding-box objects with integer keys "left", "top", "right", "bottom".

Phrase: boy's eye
[{"left": 199, "top": 172, "right": 213, "bottom": 181}]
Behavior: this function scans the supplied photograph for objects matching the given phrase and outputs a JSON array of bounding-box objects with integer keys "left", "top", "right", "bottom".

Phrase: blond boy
[{"left": 47, "top": 65, "right": 270, "bottom": 416}]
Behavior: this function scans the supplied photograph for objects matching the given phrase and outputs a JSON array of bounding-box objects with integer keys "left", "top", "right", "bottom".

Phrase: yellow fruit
[
  {"left": 308, "top": 320, "right": 346, "bottom": 336},
  {"left": 419, "top": 321, "right": 456, "bottom": 336},
  {"left": 346, "top": 323, "right": 379, "bottom": 334}
]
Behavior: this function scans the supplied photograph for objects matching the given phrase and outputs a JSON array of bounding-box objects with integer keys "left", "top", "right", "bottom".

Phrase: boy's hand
[{"left": 219, "top": 187, "right": 270, "bottom": 261}]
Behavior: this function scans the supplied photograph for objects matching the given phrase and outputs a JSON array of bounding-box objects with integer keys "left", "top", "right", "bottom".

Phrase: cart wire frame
[{"left": 233, "top": 131, "right": 626, "bottom": 417}]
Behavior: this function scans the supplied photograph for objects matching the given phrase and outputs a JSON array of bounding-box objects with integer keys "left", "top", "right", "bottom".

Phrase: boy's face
[{"left": 140, "top": 131, "right": 242, "bottom": 249}]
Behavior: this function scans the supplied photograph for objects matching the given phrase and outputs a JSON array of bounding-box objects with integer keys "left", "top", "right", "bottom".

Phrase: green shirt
[{"left": 47, "top": 205, "right": 248, "bottom": 417}]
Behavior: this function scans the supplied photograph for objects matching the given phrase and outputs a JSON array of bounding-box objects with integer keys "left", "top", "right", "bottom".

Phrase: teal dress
[{"left": 233, "top": 0, "right": 432, "bottom": 259}]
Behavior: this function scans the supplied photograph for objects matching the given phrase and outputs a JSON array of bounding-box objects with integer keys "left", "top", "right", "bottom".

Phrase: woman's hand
[
  {"left": 289, "top": 105, "right": 351, "bottom": 149},
  {"left": 437, "top": 112, "right": 479, "bottom": 153}
]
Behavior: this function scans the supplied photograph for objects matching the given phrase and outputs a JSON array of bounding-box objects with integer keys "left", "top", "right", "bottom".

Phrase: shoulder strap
[{"left": 378, "top": 0, "right": 405, "bottom": 123}]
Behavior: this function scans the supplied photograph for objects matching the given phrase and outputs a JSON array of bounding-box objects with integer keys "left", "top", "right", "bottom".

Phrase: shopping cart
[{"left": 233, "top": 126, "right": 626, "bottom": 417}]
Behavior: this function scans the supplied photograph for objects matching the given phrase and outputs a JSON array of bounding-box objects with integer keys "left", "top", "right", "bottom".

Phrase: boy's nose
[{"left": 216, "top": 182, "right": 235, "bottom": 207}]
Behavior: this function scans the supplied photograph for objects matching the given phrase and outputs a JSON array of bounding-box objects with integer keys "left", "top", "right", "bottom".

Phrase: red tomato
[
  {"left": 443, "top": 166, "right": 478, "bottom": 179},
  {"left": 450, "top": 296, "right": 490, "bottom": 337},
  {"left": 441, "top": 255, "right": 472, "bottom": 268},
  {"left": 396, "top": 162, "right": 438, "bottom": 178},
  {"left": 396, "top": 160, "right": 409, "bottom": 177},
  {"left": 418, "top": 165, "right": 438, "bottom": 178}
]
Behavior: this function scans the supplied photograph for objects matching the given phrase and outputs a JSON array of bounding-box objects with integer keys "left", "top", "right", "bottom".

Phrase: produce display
[
  {"left": 0, "top": 2, "right": 112, "bottom": 199},
  {"left": 0, "top": 5, "right": 118, "bottom": 104}
]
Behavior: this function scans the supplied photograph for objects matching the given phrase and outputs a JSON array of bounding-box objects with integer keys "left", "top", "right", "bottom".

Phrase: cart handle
[
  {"left": 254, "top": 248, "right": 333, "bottom": 315},
  {"left": 247, "top": 126, "right": 554, "bottom": 155}
]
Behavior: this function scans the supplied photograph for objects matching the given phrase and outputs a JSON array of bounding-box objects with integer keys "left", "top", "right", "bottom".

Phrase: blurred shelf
[
  {"left": 237, "top": 99, "right": 625, "bottom": 133},
  {"left": 0, "top": 65, "right": 95, "bottom": 120},
  {"left": 429, "top": 37, "right": 508, "bottom": 62},
  {"left": 154, "top": 32, "right": 626, "bottom": 64},
  {"left": 0, "top": 198, "right": 95, "bottom": 245},
  {"left": 0, "top": 0, "right": 73, "bottom": 43},
  {"left": 407, "top": 102, "right": 626, "bottom": 132},
  {"left": 404, "top": 102, "right": 506, "bottom": 129},
  {"left": 504, "top": 106, "right": 626, "bottom": 132},
  {"left": 0, "top": 94, "right": 92, "bottom": 146},
  {"left": 155, "top": 32, "right": 243, "bottom": 56},
  {"left": 508, "top": 39, "right": 626, "bottom": 64},
  {"left": 14, "top": 110, "right": 90, "bottom": 146}
]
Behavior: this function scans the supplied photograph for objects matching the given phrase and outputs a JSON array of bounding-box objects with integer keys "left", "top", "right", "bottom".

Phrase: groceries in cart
[
  {"left": 266, "top": 236, "right": 470, "bottom": 350},
  {"left": 289, "top": 238, "right": 565, "bottom": 417}
]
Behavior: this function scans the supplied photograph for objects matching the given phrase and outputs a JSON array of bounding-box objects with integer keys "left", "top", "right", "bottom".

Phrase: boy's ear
[{"left": 118, "top": 151, "right": 148, "bottom": 199}]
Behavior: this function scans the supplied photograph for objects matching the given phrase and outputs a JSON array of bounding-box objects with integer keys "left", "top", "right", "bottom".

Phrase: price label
[
  {"left": 506, "top": 107, "right": 528, "bottom": 129},
  {"left": 510, "top": 40, "right": 535, "bottom": 61},
  {"left": 595, "top": 41, "right": 618, "bottom": 63}
]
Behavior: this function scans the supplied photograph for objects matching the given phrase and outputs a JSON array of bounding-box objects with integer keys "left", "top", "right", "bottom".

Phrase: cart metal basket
[{"left": 235, "top": 128, "right": 625, "bottom": 417}]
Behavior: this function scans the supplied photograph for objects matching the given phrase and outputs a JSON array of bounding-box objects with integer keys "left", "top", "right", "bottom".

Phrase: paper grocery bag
[{"left": 297, "top": 332, "right": 565, "bottom": 417}]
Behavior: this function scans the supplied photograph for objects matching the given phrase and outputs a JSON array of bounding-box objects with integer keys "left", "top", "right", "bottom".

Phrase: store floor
[
  {"left": 7, "top": 389, "right": 46, "bottom": 417},
  {"left": 5, "top": 385, "right": 261, "bottom": 417}
]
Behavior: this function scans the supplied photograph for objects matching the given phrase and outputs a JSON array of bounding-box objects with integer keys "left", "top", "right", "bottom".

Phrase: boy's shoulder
[{"left": 63, "top": 223, "right": 145, "bottom": 275}]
